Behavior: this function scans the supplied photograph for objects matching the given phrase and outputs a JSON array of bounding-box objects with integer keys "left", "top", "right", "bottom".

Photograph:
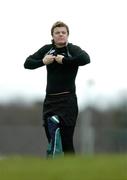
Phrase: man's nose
[{"left": 59, "top": 32, "right": 63, "bottom": 36}]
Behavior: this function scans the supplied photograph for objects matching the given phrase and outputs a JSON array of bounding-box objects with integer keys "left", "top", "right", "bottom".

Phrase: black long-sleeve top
[{"left": 24, "top": 43, "right": 90, "bottom": 94}]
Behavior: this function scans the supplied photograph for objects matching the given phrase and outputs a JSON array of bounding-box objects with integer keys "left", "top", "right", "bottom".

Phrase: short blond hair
[{"left": 51, "top": 21, "right": 69, "bottom": 36}]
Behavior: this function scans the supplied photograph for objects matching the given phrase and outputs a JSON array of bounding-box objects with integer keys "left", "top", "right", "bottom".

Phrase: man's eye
[{"left": 55, "top": 31, "right": 66, "bottom": 35}]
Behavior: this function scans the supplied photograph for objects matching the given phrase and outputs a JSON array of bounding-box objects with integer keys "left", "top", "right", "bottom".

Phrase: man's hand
[
  {"left": 55, "top": 55, "right": 64, "bottom": 64},
  {"left": 42, "top": 55, "right": 55, "bottom": 65}
]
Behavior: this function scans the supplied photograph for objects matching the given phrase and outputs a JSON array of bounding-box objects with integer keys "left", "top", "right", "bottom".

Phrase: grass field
[{"left": 0, "top": 154, "right": 127, "bottom": 180}]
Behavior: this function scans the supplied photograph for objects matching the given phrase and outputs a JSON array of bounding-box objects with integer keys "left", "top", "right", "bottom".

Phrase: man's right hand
[{"left": 42, "top": 55, "right": 55, "bottom": 65}]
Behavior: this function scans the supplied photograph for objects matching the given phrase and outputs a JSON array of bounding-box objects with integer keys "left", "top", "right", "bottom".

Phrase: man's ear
[{"left": 51, "top": 39, "right": 54, "bottom": 44}]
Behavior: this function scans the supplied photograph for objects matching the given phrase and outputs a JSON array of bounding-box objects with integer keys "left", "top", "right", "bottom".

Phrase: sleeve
[
  {"left": 24, "top": 45, "right": 50, "bottom": 69},
  {"left": 62, "top": 44, "right": 90, "bottom": 66}
]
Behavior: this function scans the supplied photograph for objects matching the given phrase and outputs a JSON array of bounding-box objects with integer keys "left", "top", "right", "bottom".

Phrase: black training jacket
[{"left": 24, "top": 43, "right": 90, "bottom": 94}]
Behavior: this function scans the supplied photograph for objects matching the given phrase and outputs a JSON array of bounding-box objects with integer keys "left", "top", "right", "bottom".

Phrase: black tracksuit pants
[{"left": 43, "top": 92, "right": 78, "bottom": 154}]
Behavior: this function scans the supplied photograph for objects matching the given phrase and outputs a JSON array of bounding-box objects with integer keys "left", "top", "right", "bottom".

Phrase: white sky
[{"left": 0, "top": 0, "right": 127, "bottom": 108}]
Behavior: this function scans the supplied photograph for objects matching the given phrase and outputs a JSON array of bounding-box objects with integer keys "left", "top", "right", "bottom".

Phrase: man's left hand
[{"left": 55, "top": 55, "right": 64, "bottom": 64}]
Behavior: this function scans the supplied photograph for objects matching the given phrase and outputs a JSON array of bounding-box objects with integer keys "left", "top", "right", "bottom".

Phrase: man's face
[{"left": 52, "top": 27, "right": 68, "bottom": 47}]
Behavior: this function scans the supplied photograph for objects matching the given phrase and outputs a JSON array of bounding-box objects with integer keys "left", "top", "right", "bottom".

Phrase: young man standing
[{"left": 24, "top": 21, "right": 90, "bottom": 157}]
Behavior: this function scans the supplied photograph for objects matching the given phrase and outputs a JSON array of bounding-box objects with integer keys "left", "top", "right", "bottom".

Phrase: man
[{"left": 24, "top": 21, "right": 90, "bottom": 157}]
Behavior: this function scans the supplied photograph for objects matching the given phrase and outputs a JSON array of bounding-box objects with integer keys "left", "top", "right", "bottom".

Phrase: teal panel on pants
[{"left": 47, "top": 115, "right": 64, "bottom": 158}]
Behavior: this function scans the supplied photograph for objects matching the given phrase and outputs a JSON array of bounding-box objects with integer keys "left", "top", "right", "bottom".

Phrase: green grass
[{"left": 0, "top": 154, "right": 127, "bottom": 180}]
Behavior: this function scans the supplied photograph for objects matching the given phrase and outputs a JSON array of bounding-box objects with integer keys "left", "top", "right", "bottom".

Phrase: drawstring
[{"left": 45, "top": 44, "right": 72, "bottom": 58}]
